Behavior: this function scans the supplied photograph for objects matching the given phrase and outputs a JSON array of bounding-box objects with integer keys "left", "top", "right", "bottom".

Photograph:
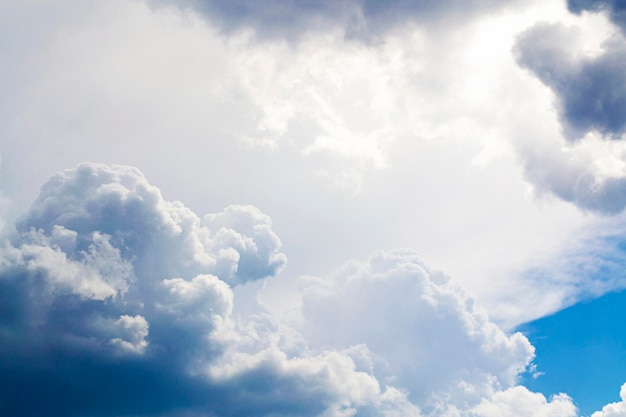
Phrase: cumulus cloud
[
  {"left": 591, "top": 383, "right": 626, "bottom": 417},
  {"left": 16, "top": 162, "right": 286, "bottom": 286},
  {"left": 0, "top": 162, "right": 592, "bottom": 417},
  {"left": 471, "top": 386, "right": 577, "bottom": 417},
  {"left": 0, "top": 162, "right": 295, "bottom": 416},
  {"left": 296, "top": 249, "right": 535, "bottom": 412},
  {"left": 0, "top": 163, "right": 412, "bottom": 417}
]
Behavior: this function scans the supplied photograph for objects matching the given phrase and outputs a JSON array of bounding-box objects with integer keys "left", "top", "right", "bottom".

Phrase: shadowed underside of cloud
[
  {"left": 0, "top": 163, "right": 584, "bottom": 417},
  {"left": 512, "top": 8, "right": 626, "bottom": 215},
  {"left": 515, "top": 22, "right": 626, "bottom": 140},
  {"left": 156, "top": 0, "right": 519, "bottom": 39},
  {"left": 568, "top": 0, "right": 626, "bottom": 33}
]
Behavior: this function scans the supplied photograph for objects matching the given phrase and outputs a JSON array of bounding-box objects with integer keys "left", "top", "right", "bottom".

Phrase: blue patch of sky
[{"left": 518, "top": 289, "right": 626, "bottom": 416}]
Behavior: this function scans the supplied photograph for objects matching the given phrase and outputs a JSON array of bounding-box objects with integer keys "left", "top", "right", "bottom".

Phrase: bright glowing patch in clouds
[{"left": 3, "top": 0, "right": 626, "bottom": 416}]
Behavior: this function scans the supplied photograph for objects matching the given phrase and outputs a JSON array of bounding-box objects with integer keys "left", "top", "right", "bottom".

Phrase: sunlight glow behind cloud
[{"left": 2, "top": 0, "right": 626, "bottom": 415}]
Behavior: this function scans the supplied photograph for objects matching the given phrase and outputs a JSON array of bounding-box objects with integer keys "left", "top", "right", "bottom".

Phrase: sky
[{"left": 1, "top": 0, "right": 626, "bottom": 416}]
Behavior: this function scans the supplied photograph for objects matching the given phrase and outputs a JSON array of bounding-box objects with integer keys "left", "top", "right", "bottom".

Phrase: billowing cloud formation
[
  {"left": 0, "top": 163, "right": 400, "bottom": 417},
  {"left": 16, "top": 163, "right": 286, "bottom": 286},
  {"left": 297, "top": 249, "right": 535, "bottom": 413},
  {"left": 0, "top": 163, "right": 587, "bottom": 417},
  {"left": 515, "top": 22, "right": 626, "bottom": 140},
  {"left": 0, "top": 162, "right": 289, "bottom": 416},
  {"left": 471, "top": 386, "right": 577, "bottom": 417}
]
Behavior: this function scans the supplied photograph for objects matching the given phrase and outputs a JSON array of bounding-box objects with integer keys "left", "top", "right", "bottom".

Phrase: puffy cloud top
[
  {"left": 0, "top": 163, "right": 613, "bottom": 417},
  {"left": 17, "top": 162, "right": 287, "bottom": 286},
  {"left": 298, "top": 249, "right": 535, "bottom": 411},
  {"left": 0, "top": 162, "right": 291, "bottom": 415}
]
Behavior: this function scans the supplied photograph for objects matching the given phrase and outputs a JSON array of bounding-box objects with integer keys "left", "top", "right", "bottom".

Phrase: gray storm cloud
[{"left": 515, "top": 22, "right": 626, "bottom": 140}]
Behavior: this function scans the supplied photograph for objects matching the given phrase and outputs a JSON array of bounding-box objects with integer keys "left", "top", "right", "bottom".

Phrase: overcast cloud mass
[{"left": 1, "top": 0, "right": 626, "bottom": 416}]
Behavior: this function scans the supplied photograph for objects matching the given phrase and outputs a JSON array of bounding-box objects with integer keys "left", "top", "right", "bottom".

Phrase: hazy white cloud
[{"left": 1, "top": 0, "right": 621, "bottom": 332}]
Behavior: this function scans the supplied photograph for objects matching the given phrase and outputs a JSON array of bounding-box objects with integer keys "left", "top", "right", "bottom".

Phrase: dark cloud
[
  {"left": 568, "top": 0, "right": 626, "bottom": 33},
  {"left": 0, "top": 163, "right": 324, "bottom": 417},
  {"left": 297, "top": 249, "right": 535, "bottom": 410},
  {"left": 0, "top": 164, "right": 567, "bottom": 416},
  {"left": 0, "top": 163, "right": 395, "bottom": 417},
  {"left": 514, "top": 22, "right": 626, "bottom": 140},
  {"left": 156, "top": 0, "right": 520, "bottom": 39}
]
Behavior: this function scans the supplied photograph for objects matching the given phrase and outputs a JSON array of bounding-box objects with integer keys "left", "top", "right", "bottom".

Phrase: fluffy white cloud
[
  {"left": 296, "top": 249, "right": 535, "bottom": 412},
  {"left": 471, "top": 386, "right": 577, "bottom": 417},
  {"left": 591, "top": 383, "right": 626, "bottom": 417},
  {"left": 15, "top": 162, "right": 286, "bottom": 286}
]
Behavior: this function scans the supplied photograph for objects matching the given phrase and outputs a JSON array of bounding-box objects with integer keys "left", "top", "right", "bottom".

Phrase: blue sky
[
  {"left": 1, "top": 1, "right": 626, "bottom": 416},
  {"left": 520, "top": 289, "right": 626, "bottom": 416}
]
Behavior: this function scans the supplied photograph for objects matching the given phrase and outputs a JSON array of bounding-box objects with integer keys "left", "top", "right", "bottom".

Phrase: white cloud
[
  {"left": 0, "top": 228, "right": 132, "bottom": 300},
  {"left": 296, "top": 249, "right": 534, "bottom": 411},
  {"left": 1, "top": 162, "right": 626, "bottom": 417},
  {"left": 591, "top": 383, "right": 626, "bottom": 417},
  {"left": 2, "top": 0, "right": 623, "bottom": 345},
  {"left": 471, "top": 386, "right": 577, "bottom": 417},
  {"left": 2, "top": 1, "right": 626, "bottom": 413},
  {"left": 14, "top": 162, "right": 286, "bottom": 287},
  {"left": 109, "top": 314, "right": 150, "bottom": 354}
]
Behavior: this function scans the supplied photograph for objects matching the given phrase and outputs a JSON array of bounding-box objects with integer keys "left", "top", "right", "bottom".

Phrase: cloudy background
[{"left": 1, "top": 0, "right": 626, "bottom": 416}]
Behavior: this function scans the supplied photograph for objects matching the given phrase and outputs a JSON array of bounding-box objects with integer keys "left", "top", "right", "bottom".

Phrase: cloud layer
[
  {"left": 0, "top": 163, "right": 587, "bottom": 417},
  {"left": 159, "top": 0, "right": 521, "bottom": 39},
  {"left": 2, "top": 1, "right": 626, "bottom": 415}
]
